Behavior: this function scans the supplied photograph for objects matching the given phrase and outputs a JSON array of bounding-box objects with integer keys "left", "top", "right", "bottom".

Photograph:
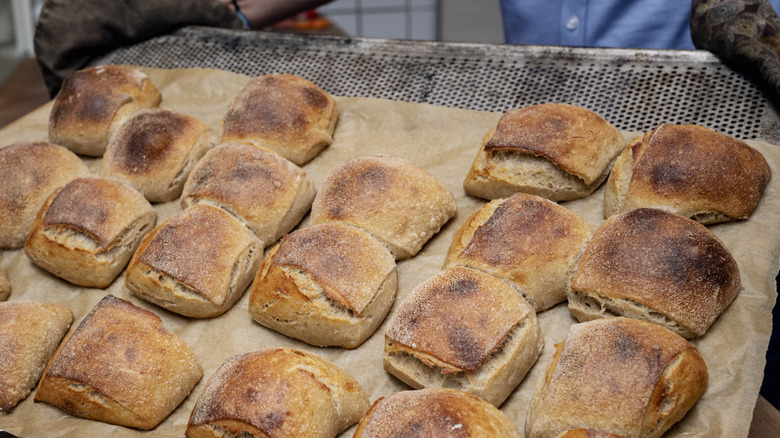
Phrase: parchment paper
[{"left": 0, "top": 66, "right": 778, "bottom": 437}]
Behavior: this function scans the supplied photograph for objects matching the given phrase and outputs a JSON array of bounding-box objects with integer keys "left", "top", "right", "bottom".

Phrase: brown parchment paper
[{"left": 0, "top": 66, "right": 778, "bottom": 437}]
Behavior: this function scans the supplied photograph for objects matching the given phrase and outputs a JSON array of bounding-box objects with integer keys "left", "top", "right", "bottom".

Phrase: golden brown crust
[
  {"left": 219, "top": 74, "right": 339, "bottom": 165},
  {"left": 555, "top": 430, "right": 625, "bottom": 438},
  {"left": 570, "top": 208, "right": 741, "bottom": 338},
  {"left": 35, "top": 295, "right": 202, "bottom": 429},
  {"left": 444, "top": 192, "right": 594, "bottom": 311},
  {"left": 616, "top": 124, "right": 772, "bottom": 223},
  {"left": 49, "top": 65, "right": 161, "bottom": 157},
  {"left": 0, "top": 142, "right": 91, "bottom": 249},
  {"left": 0, "top": 301, "right": 72, "bottom": 412},
  {"left": 186, "top": 348, "right": 368, "bottom": 438},
  {"left": 353, "top": 388, "right": 523, "bottom": 437},
  {"left": 0, "top": 267, "right": 10, "bottom": 301},
  {"left": 525, "top": 318, "right": 708, "bottom": 438}
]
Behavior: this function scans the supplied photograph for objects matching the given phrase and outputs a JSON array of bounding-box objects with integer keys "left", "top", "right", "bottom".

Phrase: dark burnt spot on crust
[
  {"left": 302, "top": 85, "right": 329, "bottom": 109},
  {"left": 114, "top": 111, "right": 189, "bottom": 173},
  {"left": 447, "top": 322, "right": 482, "bottom": 370},
  {"left": 649, "top": 162, "right": 688, "bottom": 191},
  {"left": 613, "top": 332, "right": 639, "bottom": 363},
  {"left": 258, "top": 410, "right": 287, "bottom": 432},
  {"left": 325, "top": 163, "right": 391, "bottom": 219},
  {"left": 443, "top": 277, "right": 479, "bottom": 298}
]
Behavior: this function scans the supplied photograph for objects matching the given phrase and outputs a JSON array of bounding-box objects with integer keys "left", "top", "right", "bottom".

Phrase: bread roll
[
  {"left": 126, "top": 203, "right": 262, "bottom": 318},
  {"left": 0, "top": 267, "right": 10, "bottom": 301},
  {"left": 181, "top": 142, "right": 315, "bottom": 246},
  {"left": 384, "top": 267, "right": 543, "bottom": 406},
  {"left": 0, "top": 301, "right": 72, "bottom": 411},
  {"left": 219, "top": 73, "right": 338, "bottom": 165},
  {"left": 353, "top": 388, "right": 523, "bottom": 437},
  {"left": 0, "top": 141, "right": 91, "bottom": 249},
  {"left": 311, "top": 155, "right": 457, "bottom": 260},
  {"left": 49, "top": 65, "right": 161, "bottom": 157},
  {"left": 101, "top": 108, "right": 214, "bottom": 202},
  {"left": 464, "top": 103, "right": 626, "bottom": 201},
  {"left": 569, "top": 208, "right": 741, "bottom": 338},
  {"left": 35, "top": 295, "right": 202, "bottom": 429},
  {"left": 555, "top": 430, "right": 625, "bottom": 438},
  {"left": 186, "top": 347, "right": 369, "bottom": 438},
  {"left": 444, "top": 192, "right": 594, "bottom": 312},
  {"left": 603, "top": 123, "right": 771, "bottom": 224},
  {"left": 248, "top": 222, "right": 397, "bottom": 348},
  {"left": 24, "top": 177, "right": 156, "bottom": 288},
  {"left": 525, "top": 318, "right": 708, "bottom": 438}
]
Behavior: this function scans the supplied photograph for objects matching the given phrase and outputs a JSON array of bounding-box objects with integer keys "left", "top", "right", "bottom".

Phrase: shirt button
[{"left": 566, "top": 15, "right": 579, "bottom": 31}]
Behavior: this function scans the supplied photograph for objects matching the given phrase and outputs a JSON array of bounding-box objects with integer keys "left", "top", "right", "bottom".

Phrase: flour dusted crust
[
  {"left": 444, "top": 192, "right": 595, "bottom": 312},
  {"left": 310, "top": 154, "right": 457, "bottom": 260},
  {"left": 384, "top": 267, "right": 543, "bottom": 406},
  {"left": 49, "top": 65, "right": 162, "bottom": 157},
  {"left": 186, "top": 348, "right": 369, "bottom": 438},
  {"left": 35, "top": 295, "right": 202, "bottom": 430},
  {"left": 0, "top": 142, "right": 91, "bottom": 249},
  {"left": 126, "top": 203, "right": 263, "bottom": 318},
  {"left": 219, "top": 73, "right": 339, "bottom": 165},
  {"left": 525, "top": 318, "right": 708, "bottom": 438},
  {"left": 464, "top": 103, "right": 626, "bottom": 201},
  {"left": 181, "top": 142, "right": 315, "bottom": 246},
  {"left": 0, "top": 267, "right": 10, "bottom": 301},
  {"left": 24, "top": 177, "right": 156, "bottom": 288},
  {"left": 603, "top": 124, "right": 772, "bottom": 224},
  {"left": 0, "top": 301, "right": 72, "bottom": 412},
  {"left": 101, "top": 108, "right": 214, "bottom": 203},
  {"left": 569, "top": 208, "right": 741, "bottom": 338}
]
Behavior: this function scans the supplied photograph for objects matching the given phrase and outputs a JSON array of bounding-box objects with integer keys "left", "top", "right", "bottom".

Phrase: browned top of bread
[
  {"left": 187, "top": 347, "right": 368, "bottom": 438},
  {"left": 385, "top": 267, "right": 532, "bottom": 372},
  {"left": 571, "top": 208, "right": 741, "bottom": 337},
  {"left": 622, "top": 124, "right": 771, "bottom": 220},
  {"left": 484, "top": 103, "right": 624, "bottom": 185},
  {"left": 269, "top": 223, "right": 395, "bottom": 315},
  {"left": 38, "top": 177, "right": 154, "bottom": 249},
  {"left": 0, "top": 142, "right": 90, "bottom": 249},
  {"left": 353, "top": 388, "right": 522, "bottom": 437},
  {"left": 136, "top": 204, "right": 258, "bottom": 303},
  {"left": 555, "top": 430, "right": 625, "bottom": 438},
  {"left": 0, "top": 267, "right": 9, "bottom": 301}
]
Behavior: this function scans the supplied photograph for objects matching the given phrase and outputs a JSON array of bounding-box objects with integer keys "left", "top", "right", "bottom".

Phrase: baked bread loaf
[
  {"left": 444, "top": 192, "right": 594, "bottom": 312},
  {"left": 181, "top": 142, "right": 315, "bottom": 246},
  {"left": 101, "top": 108, "right": 214, "bottom": 202},
  {"left": 186, "top": 347, "right": 369, "bottom": 438},
  {"left": 219, "top": 73, "right": 339, "bottom": 165},
  {"left": 24, "top": 177, "right": 156, "bottom": 288},
  {"left": 0, "top": 141, "right": 91, "bottom": 249},
  {"left": 464, "top": 103, "right": 626, "bottom": 201},
  {"left": 35, "top": 295, "right": 202, "bottom": 429},
  {"left": 311, "top": 155, "right": 457, "bottom": 260},
  {"left": 126, "top": 203, "right": 263, "bottom": 318},
  {"left": 384, "top": 267, "right": 543, "bottom": 406},
  {"left": 569, "top": 208, "right": 741, "bottom": 339},
  {"left": 353, "top": 388, "right": 523, "bottom": 437},
  {"left": 0, "top": 267, "right": 10, "bottom": 301},
  {"left": 248, "top": 222, "right": 397, "bottom": 348},
  {"left": 0, "top": 301, "right": 72, "bottom": 411},
  {"left": 603, "top": 123, "right": 772, "bottom": 224},
  {"left": 525, "top": 317, "right": 708, "bottom": 438},
  {"left": 49, "top": 65, "right": 162, "bottom": 157}
]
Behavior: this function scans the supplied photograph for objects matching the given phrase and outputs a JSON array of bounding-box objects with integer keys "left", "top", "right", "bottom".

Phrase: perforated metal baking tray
[{"left": 93, "top": 26, "right": 780, "bottom": 144}]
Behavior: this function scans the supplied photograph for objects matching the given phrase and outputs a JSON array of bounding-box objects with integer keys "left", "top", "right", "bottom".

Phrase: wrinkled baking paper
[{"left": 0, "top": 66, "right": 778, "bottom": 438}]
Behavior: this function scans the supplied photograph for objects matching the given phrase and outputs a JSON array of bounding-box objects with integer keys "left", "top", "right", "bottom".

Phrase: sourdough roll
[
  {"left": 311, "top": 155, "right": 457, "bottom": 260},
  {"left": 444, "top": 192, "right": 594, "bottom": 312},
  {"left": 353, "top": 388, "right": 523, "bottom": 438},
  {"left": 525, "top": 318, "right": 708, "bottom": 438},
  {"left": 569, "top": 208, "right": 741, "bottom": 338},
  {"left": 249, "top": 222, "right": 397, "bottom": 348},
  {"left": 181, "top": 142, "right": 315, "bottom": 246},
  {"left": 49, "top": 65, "right": 161, "bottom": 157},
  {"left": 35, "top": 295, "right": 202, "bottom": 430},
  {"left": 126, "top": 203, "right": 263, "bottom": 318},
  {"left": 219, "top": 73, "right": 339, "bottom": 165},
  {"left": 0, "top": 267, "right": 10, "bottom": 301},
  {"left": 101, "top": 108, "right": 214, "bottom": 202},
  {"left": 603, "top": 123, "right": 771, "bottom": 223},
  {"left": 0, "top": 141, "right": 91, "bottom": 249},
  {"left": 384, "top": 267, "right": 543, "bottom": 406},
  {"left": 24, "top": 177, "right": 156, "bottom": 288},
  {"left": 186, "top": 348, "right": 369, "bottom": 438},
  {"left": 464, "top": 103, "right": 626, "bottom": 201},
  {"left": 0, "top": 301, "right": 72, "bottom": 411}
]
